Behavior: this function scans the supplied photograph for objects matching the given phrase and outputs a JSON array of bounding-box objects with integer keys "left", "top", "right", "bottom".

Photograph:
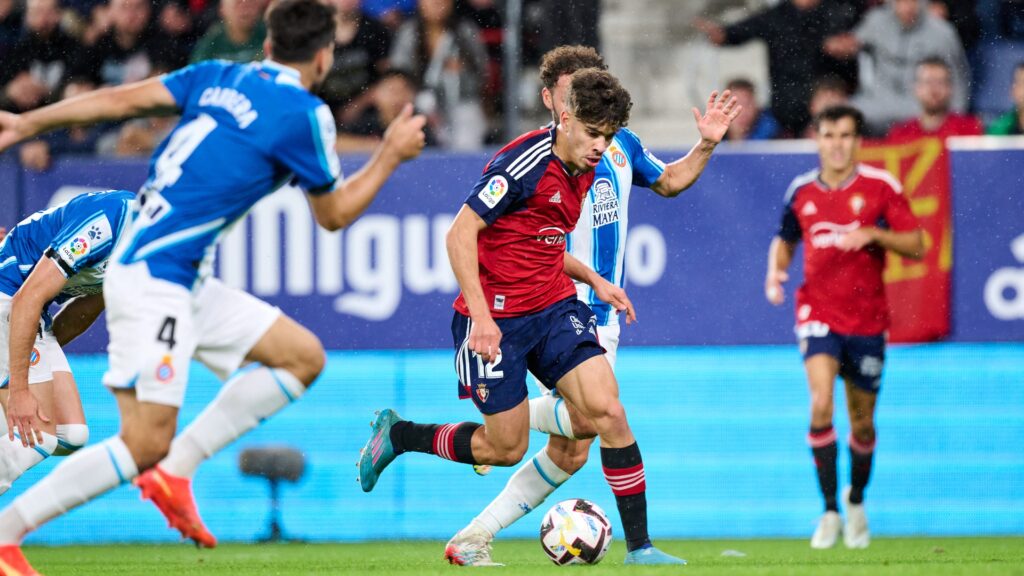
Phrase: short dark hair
[
  {"left": 917, "top": 55, "right": 952, "bottom": 74},
  {"left": 565, "top": 68, "right": 632, "bottom": 131},
  {"left": 378, "top": 69, "right": 418, "bottom": 89},
  {"left": 813, "top": 104, "right": 865, "bottom": 135},
  {"left": 266, "top": 0, "right": 337, "bottom": 63},
  {"left": 539, "top": 45, "right": 606, "bottom": 90},
  {"left": 811, "top": 75, "right": 849, "bottom": 96},
  {"left": 726, "top": 78, "right": 755, "bottom": 93}
]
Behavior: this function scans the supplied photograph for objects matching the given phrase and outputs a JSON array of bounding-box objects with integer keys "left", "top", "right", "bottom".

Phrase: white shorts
[
  {"left": 102, "top": 262, "right": 281, "bottom": 407},
  {"left": 0, "top": 294, "right": 72, "bottom": 388},
  {"left": 533, "top": 323, "right": 621, "bottom": 395}
]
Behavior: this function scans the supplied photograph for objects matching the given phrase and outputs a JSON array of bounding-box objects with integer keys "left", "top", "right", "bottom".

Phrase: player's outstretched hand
[
  {"left": 592, "top": 277, "right": 637, "bottom": 325},
  {"left": 7, "top": 387, "right": 51, "bottom": 447},
  {"left": 837, "top": 227, "right": 875, "bottom": 252},
  {"left": 0, "top": 227, "right": 7, "bottom": 242},
  {"left": 765, "top": 270, "right": 788, "bottom": 306},
  {"left": 0, "top": 111, "right": 26, "bottom": 153},
  {"left": 382, "top": 103, "right": 427, "bottom": 162},
  {"left": 469, "top": 315, "right": 502, "bottom": 366},
  {"left": 693, "top": 90, "right": 741, "bottom": 145}
]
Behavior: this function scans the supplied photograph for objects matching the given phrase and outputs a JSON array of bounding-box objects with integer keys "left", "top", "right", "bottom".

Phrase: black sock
[
  {"left": 849, "top": 434, "right": 876, "bottom": 504},
  {"left": 390, "top": 421, "right": 480, "bottom": 465},
  {"left": 808, "top": 426, "right": 838, "bottom": 512},
  {"left": 600, "top": 442, "right": 650, "bottom": 552}
]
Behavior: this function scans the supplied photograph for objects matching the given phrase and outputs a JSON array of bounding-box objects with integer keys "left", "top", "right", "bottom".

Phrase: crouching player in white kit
[
  {"left": 444, "top": 45, "right": 740, "bottom": 566},
  {"left": 0, "top": 0, "right": 425, "bottom": 570},
  {"left": 0, "top": 190, "right": 132, "bottom": 495}
]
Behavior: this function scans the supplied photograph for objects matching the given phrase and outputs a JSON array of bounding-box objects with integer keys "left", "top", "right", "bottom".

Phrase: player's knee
[
  {"left": 851, "top": 422, "right": 875, "bottom": 443},
  {"left": 53, "top": 424, "right": 89, "bottom": 456},
  {"left": 282, "top": 332, "right": 325, "bottom": 387},
  {"left": 492, "top": 443, "right": 529, "bottom": 467},
  {"left": 810, "top": 397, "right": 833, "bottom": 422},
  {"left": 122, "top": 434, "right": 172, "bottom": 470}
]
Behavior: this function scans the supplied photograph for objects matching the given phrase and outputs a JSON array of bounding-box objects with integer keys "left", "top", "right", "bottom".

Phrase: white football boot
[
  {"left": 843, "top": 487, "right": 870, "bottom": 549},
  {"left": 810, "top": 510, "right": 842, "bottom": 549},
  {"left": 444, "top": 524, "right": 504, "bottom": 567}
]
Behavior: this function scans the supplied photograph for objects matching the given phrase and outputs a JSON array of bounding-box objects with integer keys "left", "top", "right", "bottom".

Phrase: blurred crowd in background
[{"left": 3, "top": 0, "right": 1024, "bottom": 171}]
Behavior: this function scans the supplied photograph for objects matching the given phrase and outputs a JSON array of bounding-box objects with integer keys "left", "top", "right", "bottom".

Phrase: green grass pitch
[{"left": 23, "top": 538, "right": 1024, "bottom": 575}]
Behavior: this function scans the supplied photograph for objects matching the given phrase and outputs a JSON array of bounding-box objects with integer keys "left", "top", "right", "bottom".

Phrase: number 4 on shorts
[{"left": 157, "top": 316, "right": 178, "bottom": 349}]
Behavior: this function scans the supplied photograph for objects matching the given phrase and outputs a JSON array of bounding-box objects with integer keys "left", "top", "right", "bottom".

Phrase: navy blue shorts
[
  {"left": 452, "top": 297, "right": 605, "bottom": 414},
  {"left": 800, "top": 329, "right": 886, "bottom": 393}
]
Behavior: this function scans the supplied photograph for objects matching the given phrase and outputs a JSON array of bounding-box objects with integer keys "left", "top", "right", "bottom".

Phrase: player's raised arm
[
  {"left": 5, "top": 258, "right": 66, "bottom": 446},
  {"left": 0, "top": 77, "right": 178, "bottom": 152},
  {"left": 650, "top": 90, "right": 741, "bottom": 198},
  {"left": 446, "top": 205, "right": 501, "bottom": 364},
  {"left": 307, "top": 104, "right": 426, "bottom": 231}
]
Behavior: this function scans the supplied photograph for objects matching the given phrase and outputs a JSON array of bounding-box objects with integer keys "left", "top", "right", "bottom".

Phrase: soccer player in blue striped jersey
[
  {"left": 0, "top": 0, "right": 425, "bottom": 570},
  {"left": 444, "top": 46, "right": 740, "bottom": 566},
  {"left": 0, "top": 190, "right": 132, "bottom": 496}
]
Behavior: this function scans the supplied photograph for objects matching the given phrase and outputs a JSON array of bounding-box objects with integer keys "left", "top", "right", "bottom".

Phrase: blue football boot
[
  {"left": 624, "top": 544, "right": 688, "bottom": 565},
  {"left": 358, "top": 409, "right": 404, "bottom": 492}
]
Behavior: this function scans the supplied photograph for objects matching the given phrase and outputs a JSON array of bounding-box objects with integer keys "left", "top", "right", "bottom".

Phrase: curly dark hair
[
  {"left": 266, "top": 0, "right": 337, "bottom": 63},
  {"left": 564, "top": 68, "right": 632, "bottom": 131},
  {"left": 539, "top": 45, "right": 607, "bottom": 91}
]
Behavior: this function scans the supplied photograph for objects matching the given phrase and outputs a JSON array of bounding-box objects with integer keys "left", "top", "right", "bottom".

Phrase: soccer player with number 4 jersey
[
  {"left": 0, "top": 0, "right": 425, "bottom": 572},
  {"left": 766, "top": 105, "right": 923, "bottom": 550}
]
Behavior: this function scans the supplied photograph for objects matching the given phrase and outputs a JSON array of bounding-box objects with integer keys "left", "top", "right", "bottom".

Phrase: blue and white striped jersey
[
  {"left": 0, "top": 190, "right": 134, "bottom": 306},
  {"left": 567, "top": 128, "right": 666, "bottom": 326},
  {"left": 116, "top": 59, "right": 342, "bottom": 289}
]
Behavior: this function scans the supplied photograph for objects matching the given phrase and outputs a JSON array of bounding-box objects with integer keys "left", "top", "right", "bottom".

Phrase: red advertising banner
[{"left": 860, "top": 138, "right": 952, "bottom": 342}]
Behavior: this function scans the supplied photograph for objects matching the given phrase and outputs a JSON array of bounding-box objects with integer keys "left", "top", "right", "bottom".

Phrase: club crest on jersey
[
  {"left": 479, "top": 175, "right": 509, "bottom": 208},
  {"left": 801, "top": 201, "right": 818, "bottom": 216},
  {"left": 849, "top": 194, "right": 865, "bottom": 215},
  {"left": 610, "top": 147, "right": 627, "bottom": 167},
  {"left": 476, "top": 383, "right": 490, "bottom": 403},
  {"left": 156, "top": 355, "right": 175, "bottom": 383}
]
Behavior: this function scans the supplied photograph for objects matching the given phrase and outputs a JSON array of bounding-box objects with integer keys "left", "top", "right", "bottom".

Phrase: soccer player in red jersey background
[
  {"left": 358, "top": 68, "right": 686, "bottom": 565},
  {"left": 765, "top": 105, "right": 924, "bottom": 550}
]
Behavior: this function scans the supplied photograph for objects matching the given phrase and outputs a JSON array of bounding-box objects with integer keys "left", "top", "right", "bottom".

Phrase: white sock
[
  {"left": 159, "top": 366, "right": 305, "bottom": 478},
  {"left": 0, "top": 436, "right": 138, "bottom": 544},
  {"left": 529, "top": 395, "right": 576, "bottom": 439},
  {"left": 0, "top": 430, "right": 59, "bottom": 495},
  {"left": 471, "top": 447, "right": 572, "bottom": 538},
  {"left": 54, "top": 424, "right": 90, "bottom": 456}
]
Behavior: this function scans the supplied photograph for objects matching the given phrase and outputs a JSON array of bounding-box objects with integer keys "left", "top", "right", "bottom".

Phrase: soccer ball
[{"left": 539, "top": 498, "right": 613, "bottom": 565}]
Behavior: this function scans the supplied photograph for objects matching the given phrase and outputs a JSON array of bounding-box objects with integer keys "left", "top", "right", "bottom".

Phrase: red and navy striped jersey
[
  {"left": 778, "top": 164, "right": 919, "bottom": 336},
  {"left": 454, "top": 127, "right": 596, "bottom": 317}
]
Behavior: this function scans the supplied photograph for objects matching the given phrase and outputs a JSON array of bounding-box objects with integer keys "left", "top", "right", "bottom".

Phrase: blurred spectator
[
  {"left": 887, "top": 56, "right": 982, "bottom": 141},
  {"left": 190, "top": 0, "right": 266, "bottom": 63},
  {"left": 390, "top": 0, "right": 487, "bottom": 150},
  {"left": 76, "top": 0, "right": 159, "bottom": 85},
  {"left": 321, "top": 0, "right": 391, "bottom": 119},
  {"left": 151, "top": 0, "right": 199, "bottom": 70},
  {"left": 802, "top": 75, "right": 850, "bottom": 138},
  {"left": 457, "top": 0, "right": 503, "bottom": 140},
  {"left": 723, "top": 78, "right": 781, "bottom": 141},
  {"left": 928, "top": 0, "right": 980, "bottom": 50},
  {"left": 540, "top": 0, "right": 599, "bottom": 54},
  {"left": 987, "top": 62, "right": 1024, "bottom": 135},
  {"left": 0, "top": 0, "right": 23, "bottom": 56},
  {"left": 363, "top": 0, "right": 416, "bottom": 30},
  {"left": 694, "top": 0, "right": 859, "bottom": 137},
  {"left": 825, "top": 0, "right": 969, "bottom": 135},
  {"left": 337, "top": 70, "right": 435, "bottom": 151},
  {"left": 17, "top": 79, "right": 116, "bottom": 171},
  {"left": 1, "top": 0, "right": 81, "bottom": 112}
]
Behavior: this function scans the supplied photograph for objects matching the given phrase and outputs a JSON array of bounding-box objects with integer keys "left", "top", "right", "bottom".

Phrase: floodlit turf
[{"left": 22, "top": 538, "right": 1024, "bottom": 575}]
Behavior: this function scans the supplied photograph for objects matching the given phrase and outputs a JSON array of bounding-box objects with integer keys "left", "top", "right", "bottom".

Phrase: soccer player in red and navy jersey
[
  {"left": 766, "top": 105, "right": 924, "bottom": 550},
  {"left": 358, "top": 69, "right": 685, "bottom": 565}
]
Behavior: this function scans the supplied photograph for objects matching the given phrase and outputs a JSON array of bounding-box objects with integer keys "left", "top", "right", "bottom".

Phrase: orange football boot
[
  {"left": 135, "top": 466, "right": 217, "bottom": 548},
  {"left": 0, "top": 545, "right": 40, "bottom": 576}
]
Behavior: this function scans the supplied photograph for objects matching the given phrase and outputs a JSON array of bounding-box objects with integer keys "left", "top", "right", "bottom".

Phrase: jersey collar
[{"left": 261, "top": 59, "right": 304, "bottom": 90}]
